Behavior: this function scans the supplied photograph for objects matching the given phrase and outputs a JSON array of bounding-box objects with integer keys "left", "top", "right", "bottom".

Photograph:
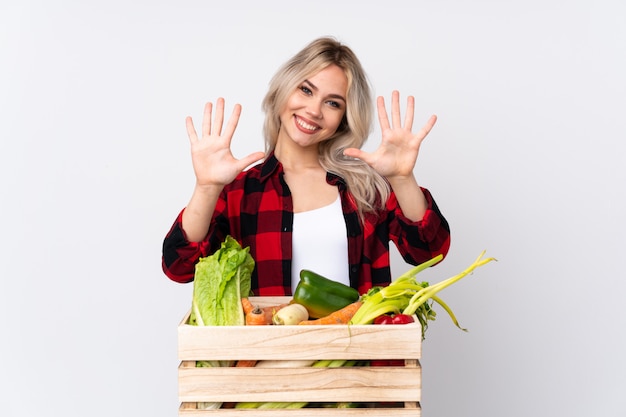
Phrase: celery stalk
[
  {"left": 394, "top": 254, "right": 443, "bottom": 281},
  {"left": 403, "top": 251, "right": 496, "bottom": 316},
  {"left": 349, "top": 298, "right": 407, "bottom": 325},
  {"left": 430, "top": 294, "right": 466, "bottom": 332}
]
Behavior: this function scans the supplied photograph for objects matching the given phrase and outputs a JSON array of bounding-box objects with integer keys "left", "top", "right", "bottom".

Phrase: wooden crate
[{"left": 178, "top": 296, "right": 422, "bottom": 416}]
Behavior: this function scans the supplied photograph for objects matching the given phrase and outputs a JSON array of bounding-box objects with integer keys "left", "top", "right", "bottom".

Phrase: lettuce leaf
[{"left": 190, "top": 236, "right": 254, "bottom": 326}]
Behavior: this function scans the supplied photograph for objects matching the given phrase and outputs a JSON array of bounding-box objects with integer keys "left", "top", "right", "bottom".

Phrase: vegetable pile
[{"left": 187, "top": 236, "right": 496, "bottom": 410}]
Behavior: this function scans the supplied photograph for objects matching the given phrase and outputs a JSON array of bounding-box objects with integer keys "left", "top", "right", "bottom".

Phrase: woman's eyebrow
[{"left": 303, "top": 79, "right": 346, "bottom": 102}]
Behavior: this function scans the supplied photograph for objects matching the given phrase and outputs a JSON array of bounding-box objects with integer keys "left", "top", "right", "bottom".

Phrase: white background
[{"left": 2, "top": 1, "right": 625, "bottom": 416}]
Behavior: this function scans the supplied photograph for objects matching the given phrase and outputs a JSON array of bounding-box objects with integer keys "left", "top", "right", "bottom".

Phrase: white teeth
[{"left": 296, "top": 117, "right": 318, "bottom": 131}]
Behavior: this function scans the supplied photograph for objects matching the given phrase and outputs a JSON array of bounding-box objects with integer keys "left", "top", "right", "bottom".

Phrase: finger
[
  {"left": 237, "top": 151, "right": 266, "bottom": 170},
  {"left": 343, "top": 147, "right": 368, "bottom": 162},
  {"left": 222, "top": 103, "right": 242, "bottom": 141},
  {"left": 201, "top": 102, "right": 212, "bottom": 137},
  {"left": 391, "top": 90, "right": 402, "bottom": 129},
  {"left": 186, "top": 116, "right": 199, "bottom": 142},
  {"left": 213, "top": 98, "right": 225, "bottom": 136},
  {"left": 404, "top": 96, "right": 415, "bottom": 131},
  {"left": 376, "top": 96, "right": 390, "bottom": 131},
  {"left": 416, "top": 115, "right": 438, "bottom": 140}
]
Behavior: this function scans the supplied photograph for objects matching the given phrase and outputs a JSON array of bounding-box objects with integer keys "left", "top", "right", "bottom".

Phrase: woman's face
[{"left": 277, "top": 64, "right": 348, "bottom": 149}]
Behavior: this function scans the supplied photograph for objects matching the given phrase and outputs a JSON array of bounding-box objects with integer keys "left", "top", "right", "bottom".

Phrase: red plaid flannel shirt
[{"left": 162, "top": 153, "right": 450, "bottom": 296}]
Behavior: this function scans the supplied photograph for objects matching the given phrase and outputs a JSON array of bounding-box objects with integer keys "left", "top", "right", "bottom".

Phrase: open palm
[
  {"left": 344, "top": 91, "right": 436, "bottom": 180},
  {"left": 187, "top": 99, "right": 264, "bottom": 187}
]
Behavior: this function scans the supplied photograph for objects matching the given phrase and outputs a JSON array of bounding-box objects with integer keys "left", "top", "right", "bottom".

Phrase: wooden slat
[
  {"left": 178, "top": 365, "right": 421, "bottom": 403},
  {"left": 178, "top": 324, "right": 421, "bottom": 361},
  {"left": 178, "top": 299, "right": 422, "bottom": 361}
]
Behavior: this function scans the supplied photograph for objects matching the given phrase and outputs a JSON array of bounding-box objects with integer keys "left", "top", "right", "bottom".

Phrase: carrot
[
  {"left": 258, "top": 304, "right": 289, "bottom": 324},
  {"left": 242, "top": 298, "right": 288, "bottom": 325},
  {"left": 245, "top": 306, "right": 269, "bottom": 325},
  {"left": 241, "top": 298, "right": 256, "bottom": 315},
  {"left": 235, "top": 360, "right": 258, "bottom": 367},
  {"left": 298, "top": 301, "right": 363, "bottom": 325}
]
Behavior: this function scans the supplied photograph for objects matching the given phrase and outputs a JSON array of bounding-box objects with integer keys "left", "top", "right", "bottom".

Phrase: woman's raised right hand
[{"left": 186, "top": 98, "right": 265, "bottom": 189}]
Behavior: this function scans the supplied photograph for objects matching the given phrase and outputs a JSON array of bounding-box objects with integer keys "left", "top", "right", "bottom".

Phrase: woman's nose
[{"left": 305, "top": 100, "right": 322, "bottom": 118}]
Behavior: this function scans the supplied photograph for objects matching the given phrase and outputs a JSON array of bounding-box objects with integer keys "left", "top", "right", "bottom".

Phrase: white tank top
[{"left": 291, "top": 196, "right": 350, "bottom": 292}]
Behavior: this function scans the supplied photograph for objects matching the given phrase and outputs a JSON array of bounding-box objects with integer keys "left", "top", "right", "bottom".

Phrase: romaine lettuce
[{"left": 190, "top": 236, "right": 254, "bottom": 326}]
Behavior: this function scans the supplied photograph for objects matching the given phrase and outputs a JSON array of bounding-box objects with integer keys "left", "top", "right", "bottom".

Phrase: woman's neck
[{"left": 274, "top": 140, "right": 321, "bottom": 172}]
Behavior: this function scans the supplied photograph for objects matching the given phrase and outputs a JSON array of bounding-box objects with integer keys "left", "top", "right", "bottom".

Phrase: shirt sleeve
[
  {"left": 387, "top": 187, "right": 451, "bottom": 265},
  {"left": 161, "top": 209, "right": 207, "bottom": 283}
]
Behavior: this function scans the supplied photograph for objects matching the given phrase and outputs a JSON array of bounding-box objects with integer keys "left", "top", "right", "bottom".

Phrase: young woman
[{"left": 162, "top": 37, "right": 450, "bottom": 296}]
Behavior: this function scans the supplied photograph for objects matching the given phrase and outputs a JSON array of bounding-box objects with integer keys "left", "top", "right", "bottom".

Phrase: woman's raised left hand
[{"left": 343, "top": 90, "right": 436, "bottom": 180}]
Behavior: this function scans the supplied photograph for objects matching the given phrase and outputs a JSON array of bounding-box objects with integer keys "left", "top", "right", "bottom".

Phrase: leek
[{"left": 350, "top": 251, "right": 496, "bottom": 339}]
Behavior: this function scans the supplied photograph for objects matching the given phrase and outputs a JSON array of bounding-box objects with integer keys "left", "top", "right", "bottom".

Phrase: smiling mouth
[{"left": 294, "top": 115, "right": 320, "bottom": 132}]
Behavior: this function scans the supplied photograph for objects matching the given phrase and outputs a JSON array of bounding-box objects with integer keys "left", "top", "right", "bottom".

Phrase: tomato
[
  {"left": 373, "top": 314, "right": 394, "bottom": 325},
  {"left": 391, "top": 314, "right": 414, "bottom": 324},
  {"left": 373, "top": 314, "right": 414, "bottom": 325}
]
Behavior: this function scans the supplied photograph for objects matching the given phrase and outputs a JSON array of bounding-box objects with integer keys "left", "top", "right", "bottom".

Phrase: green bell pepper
[{"left": 293, "top": 270, "right": 360, "bottom": 319}]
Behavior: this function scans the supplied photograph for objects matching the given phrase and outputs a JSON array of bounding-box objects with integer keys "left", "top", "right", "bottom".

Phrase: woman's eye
[
  {"left": 327, "top": 100, "right": 341, "bottom": 108},
  {"left": 299, "top": 86, "right": 312, "bottom": 95}
]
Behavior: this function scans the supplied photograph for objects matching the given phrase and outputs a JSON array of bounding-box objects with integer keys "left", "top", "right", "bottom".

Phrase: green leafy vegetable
[
  {"left": 190, "top": 235, "right": 254, "bottom": 327},
  {"left": 189, "top": 236, "right": 255, "bottom": 409}
]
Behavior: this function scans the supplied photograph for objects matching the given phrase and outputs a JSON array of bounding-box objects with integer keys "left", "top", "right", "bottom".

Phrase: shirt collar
[
  {"left": 326, "top": 171, "right": 346, "bottom": 189},
  {"left": 259, "top": 151, "right": 282, "bottom": 183},
  {"left": 259, "top": 151, "right": 346, "bottom": 189}
]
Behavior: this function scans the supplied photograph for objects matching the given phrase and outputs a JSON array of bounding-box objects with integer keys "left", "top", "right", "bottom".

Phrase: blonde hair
[{"left": 262, "top": 37, "right": 390, "bottom": 217}]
